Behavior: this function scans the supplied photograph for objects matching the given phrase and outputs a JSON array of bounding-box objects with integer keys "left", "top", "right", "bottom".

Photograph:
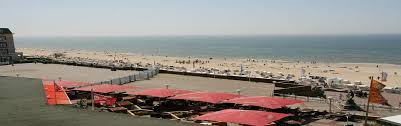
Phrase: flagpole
[
  {"left": 91, "top": 88, "right": 95, "bottom": 111},
  {"left": 364, "top": 78, "right": 373, "bottom": 126},
  {"left": 54, "top": 80, "right": 57, "bottom": 105}
]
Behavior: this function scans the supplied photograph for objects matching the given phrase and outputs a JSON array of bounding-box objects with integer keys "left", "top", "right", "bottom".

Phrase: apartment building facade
[{"left": 0, "top": 28, "right": 20, "bottom": 64}]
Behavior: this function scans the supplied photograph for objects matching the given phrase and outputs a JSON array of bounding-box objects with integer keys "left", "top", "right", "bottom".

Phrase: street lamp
[{"left": 327, "top": 96, "right": 333, "bottom": 113}]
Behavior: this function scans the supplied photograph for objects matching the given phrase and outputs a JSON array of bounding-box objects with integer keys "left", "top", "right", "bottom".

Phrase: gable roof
[{"left": 0, "top": 28, "right": 12, "bottom": 34}]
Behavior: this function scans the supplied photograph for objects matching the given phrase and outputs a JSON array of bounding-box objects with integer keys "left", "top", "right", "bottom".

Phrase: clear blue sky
[{"left": 2, "top": 0, "right": 401, "bottom": 36}]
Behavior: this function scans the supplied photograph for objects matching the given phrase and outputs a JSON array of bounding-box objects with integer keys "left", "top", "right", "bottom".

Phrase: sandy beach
[{"left": 17, "top": 48, "right": 401, "bottom": 88}]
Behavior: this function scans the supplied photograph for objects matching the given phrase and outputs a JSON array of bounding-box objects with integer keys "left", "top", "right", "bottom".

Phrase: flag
[{"left": 368, "top": 80, "right": 390, "bottom": 106}]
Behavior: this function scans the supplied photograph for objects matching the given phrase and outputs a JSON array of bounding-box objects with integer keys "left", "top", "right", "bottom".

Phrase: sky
[{"left": 2, "top": 0, "right": 401, "bottom": 37}]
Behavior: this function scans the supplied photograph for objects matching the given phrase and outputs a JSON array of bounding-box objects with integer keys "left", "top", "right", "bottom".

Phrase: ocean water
[{"left": 15, "top": 35, "right": 401, "bottom": 64}]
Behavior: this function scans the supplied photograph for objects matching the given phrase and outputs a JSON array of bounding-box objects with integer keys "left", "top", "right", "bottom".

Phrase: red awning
[
  {"left": 73, "top": 84, "right": 136, "bottom": 94},
  {"left": 193, "top": 109, "right": 290, "bottom": 126},
  {"left": 222, "top": 96, "right": 303, "bottom": 109},
  {"left": 168, "top": 92, "right": 241, "bottom": 104},
  {"left": 126, "top": 88, "right": 193, "bottom": 98},
  {"left": 42, "top": 80, "right": 72, "bottom": 105}
]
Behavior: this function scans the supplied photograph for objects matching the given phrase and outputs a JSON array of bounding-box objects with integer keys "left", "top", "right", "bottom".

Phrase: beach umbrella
[
  {"left": 168, "top": 92, "right": 241, "bottom": 104},
  {"left": 73, "top": 84, "right": 137, "bottom": 94},
  {"left": 193, "top": 109, "right": 290, "bottom": 126},
  {"left": 126, "top": 88, "right": 193, "bottom": 98},
  {"left": 222, "top": 96, "right": 304, "bottom": 109}
]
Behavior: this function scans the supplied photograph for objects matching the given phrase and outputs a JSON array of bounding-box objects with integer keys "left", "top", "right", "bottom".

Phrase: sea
[{"left": 15, "top": 34, "right": 401, "bottom": 65}]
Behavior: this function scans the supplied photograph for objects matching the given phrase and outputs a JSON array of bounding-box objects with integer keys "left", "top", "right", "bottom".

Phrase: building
[{"left": 0, "top": 28, "right": 22, "bottom": 65}]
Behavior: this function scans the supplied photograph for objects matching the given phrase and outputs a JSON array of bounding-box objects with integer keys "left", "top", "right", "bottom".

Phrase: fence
[{"left": 94, "top": 68, "right": 159, "bottom": 85}]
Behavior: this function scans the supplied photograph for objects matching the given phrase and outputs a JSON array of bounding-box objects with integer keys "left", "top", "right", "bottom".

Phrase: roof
[
  {"left": 379, "top": 114, "right": 401, "bottom": 125},
  {"left": 193, "top": 109, "right": 290, "bottom": 126},
  {"left": 0, "top": 76, "right": 197, "bottom": 126},
  {"left": 0, "top": 28, "right": 12, "bottom": 34}
]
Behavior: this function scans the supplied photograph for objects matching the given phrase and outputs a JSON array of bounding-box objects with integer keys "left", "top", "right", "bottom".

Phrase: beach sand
[{"left": 17, "top": 48, "right": 401, "bottom": 88}]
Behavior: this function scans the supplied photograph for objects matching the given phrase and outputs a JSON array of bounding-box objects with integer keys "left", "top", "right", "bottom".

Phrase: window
[
  {"left": 0, "top": 43, "right": 6, "bottom": 48},
  {"left": 0, "top": 56, "right": 10, "bottom": 62},
  {"left": 0, "top": 57, "right": 7, "bottom": 62},
  {"left": 0, "top": 36, "right": 6, "bottom": 41},
  {"left": 0, "top": 49, "right": 8, "bottom": 55}
]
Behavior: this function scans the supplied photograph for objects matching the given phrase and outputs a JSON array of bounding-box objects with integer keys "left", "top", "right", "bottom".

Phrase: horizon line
[{"left": 14, "top": 33, "right": 401, "bottom": 38}]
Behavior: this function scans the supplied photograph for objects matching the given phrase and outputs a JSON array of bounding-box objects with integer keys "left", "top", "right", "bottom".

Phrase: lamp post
[
  {"left": 91, "top": 88, "right": 95, "bottom": 111},
  {"left": 165, "top": 84, "right": 170, "bottom": 89},
  {"left": 346, "top": 113, "right": 350, "bottom": 126},
  {"left": 327, "top": 96, "right": 333, "bottom": 113}
]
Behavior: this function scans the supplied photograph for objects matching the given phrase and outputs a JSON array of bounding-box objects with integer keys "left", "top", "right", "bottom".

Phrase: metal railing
[{"left": 94, "top": 68, "right": 159, "bottom": 85}]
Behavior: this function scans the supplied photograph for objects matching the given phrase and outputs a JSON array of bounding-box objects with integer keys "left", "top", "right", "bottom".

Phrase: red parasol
[
  {"left": 42, "top": 80, "right": 71, "bottom": 105},
  {"left": 222, "top": 96, "right": 303, "bottom": 109},
  {"left": 126, "top": 88, "right": 193, "bottom": 98},
  {"left": 168, "top": 92, "right": 241, "bottom": 104},
  {"left": 193, "top": 109, "right": 290, "bottom": 126}
]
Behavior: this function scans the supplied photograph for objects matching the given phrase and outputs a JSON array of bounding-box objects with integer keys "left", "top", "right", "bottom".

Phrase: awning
[
  {"left": 73, "top": 84, "right": 136, "bottom": 94},
  {"left": 193, "top": 109, "right": 290, "bottom": 126},
  {"left": 42, "top": 80, "right": 72, "bottom": 105},
  {"left": 222, "top": 96, "right": 303, "bottom": 109},
  {"left": 126, "top": 88, "right": 193, "bottom": 98},
  {"left": 168, "top": 92, "right": 241, "bottom": 104}
]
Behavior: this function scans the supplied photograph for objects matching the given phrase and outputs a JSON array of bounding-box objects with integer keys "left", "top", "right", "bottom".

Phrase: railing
[{"left": 93, "top": 68, "right": 159, "bottom": 85}]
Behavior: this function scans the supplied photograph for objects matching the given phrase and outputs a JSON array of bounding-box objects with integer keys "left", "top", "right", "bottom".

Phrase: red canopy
[
  {"left": 126, "top": 88, "right": 193, "bottom": 98},
  {"left": 193, "top": 109, "right": 290, "bottom": 126},
  {"left": 42, "top": 80, "right": 71, "bottom": 105},
  {"left": 168, "top": 92, "right": 241, "bottom": 104},
  {"left": 73, "top": 84, "right": 136, "bottom": 94},
  {"left": 222, "top": 96, "right": 303, "bottom": 109},
  {"left": 43, "top": 80, "right": 92, "bottom": 88}
]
